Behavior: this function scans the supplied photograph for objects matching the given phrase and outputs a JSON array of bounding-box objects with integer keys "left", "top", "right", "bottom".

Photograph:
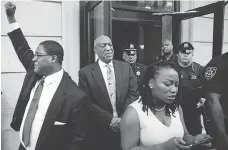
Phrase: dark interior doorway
[
  {"left": 112, "top": 20, "right": 139, "bottom": 62},
  {"left": 112, "top": 20, "right": 148, "bottom": 65},
  {"left": 112, "top": 20, "right": 162, "bottom": 65}
]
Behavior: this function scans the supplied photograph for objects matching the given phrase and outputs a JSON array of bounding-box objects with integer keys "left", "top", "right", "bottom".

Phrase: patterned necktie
[
  {"left": 22, "top": 78, "right": 45, "bottom": 147},
  {"left": 105, "top": 64, "right": 118, "bottom": 117}
]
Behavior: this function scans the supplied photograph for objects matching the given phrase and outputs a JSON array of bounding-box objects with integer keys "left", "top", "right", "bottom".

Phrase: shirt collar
[
  {"left": 98, "top": 59, "right": 113, "bottom": 69},
  {"left": 43, "top": 69, "right": 64, "bottom": 86}
]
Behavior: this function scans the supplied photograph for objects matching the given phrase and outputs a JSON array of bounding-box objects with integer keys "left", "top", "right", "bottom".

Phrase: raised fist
[{"left": 5, "top": 1, "right": 16, "bottom": 17}]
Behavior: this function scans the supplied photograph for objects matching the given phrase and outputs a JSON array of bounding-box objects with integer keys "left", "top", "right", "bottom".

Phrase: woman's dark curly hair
[{"left": 139, "top": 60, "right": 182, "bottom": 117}]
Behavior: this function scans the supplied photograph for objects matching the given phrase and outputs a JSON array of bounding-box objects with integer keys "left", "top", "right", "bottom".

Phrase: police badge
[
  {"left": 205, "top": 67, "right": 217, "bottom": 80},
  {"left": 136, "top": 70, "right": 140, "bottom": 76},
  {"left": 184, "top": 43, "right": 188, "bottom": 48}
]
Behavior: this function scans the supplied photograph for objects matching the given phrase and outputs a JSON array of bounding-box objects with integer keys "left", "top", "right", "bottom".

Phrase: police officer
[
  {"left": 122, "top": 43, "right": 147, "bottom": 96},
  {"left": 202, "top": 52, "right": 228, "bottom": 150},
  {"left": 155, "top": 40, "right": 177, "bottom": 62},
  {"left": 177, "top": 42, "right": 205, "bottom": 135}
]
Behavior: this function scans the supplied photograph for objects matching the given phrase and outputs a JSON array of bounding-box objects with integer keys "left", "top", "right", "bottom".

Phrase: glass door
[
  {"left": 153, "top": 1, "right": 225, "bottom": 58},
  {"left": 87, "top": 1, "right": 112, "bottom": 64}
]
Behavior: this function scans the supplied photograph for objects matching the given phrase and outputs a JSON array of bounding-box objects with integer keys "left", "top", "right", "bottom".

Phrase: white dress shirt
[
  {"left": 9, "top": 22, "right": 20, "bottom": 32},
  {"left": 19, "top": 69, "right": 64, "bottom": 150},
  {"left": 98, "top": 60, "right": 118, "bottom": 117}
]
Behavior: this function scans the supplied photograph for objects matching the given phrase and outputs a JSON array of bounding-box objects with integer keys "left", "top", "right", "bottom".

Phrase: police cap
[
  {"left": 123, "top": 43, "right": 137, "bottom": 56},
  {"left": 178, "top": 42, "right": 194, "bottom": 54}
]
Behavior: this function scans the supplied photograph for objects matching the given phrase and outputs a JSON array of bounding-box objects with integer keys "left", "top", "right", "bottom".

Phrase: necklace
[{"left": 151, "top": 105, "right": 166, "bottom": 111}]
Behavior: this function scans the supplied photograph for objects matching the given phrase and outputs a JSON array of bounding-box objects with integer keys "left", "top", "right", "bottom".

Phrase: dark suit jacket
[
  {"left": 8, "top": 28, "right": 91, "bottom": 150},
  {"left": 78, "top": 60, "right": 139, "bottom": 150}
]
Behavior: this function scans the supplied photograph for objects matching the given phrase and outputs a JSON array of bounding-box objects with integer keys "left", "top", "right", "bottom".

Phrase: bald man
[
  {"left": 156, "top": 40, "right": 177, "bottom": 62},
  {"left": 78, "top": 35, "right": 139, "bottom": 150}
]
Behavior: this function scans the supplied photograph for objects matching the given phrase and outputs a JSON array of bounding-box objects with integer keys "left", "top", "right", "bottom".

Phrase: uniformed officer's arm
[
  {"left": 205, "top": 92, "right": 226, "bottom": 133},
  {"left": 203, "top": 62, "right": 228, "bottom": 149},
  {"left": 203, "top": 65, "right": 225, "bottom": 128},
  {"left": 205, "top": 92, "right": 228, "bottom": 149}
]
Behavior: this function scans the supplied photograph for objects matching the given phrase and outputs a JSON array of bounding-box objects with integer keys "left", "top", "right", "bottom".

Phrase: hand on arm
[{"left": 5, "top": 1, "right": 16, "bottom": 24}]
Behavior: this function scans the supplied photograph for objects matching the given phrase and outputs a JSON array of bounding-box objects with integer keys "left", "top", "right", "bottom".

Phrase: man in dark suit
[
  {"left": 5, "top": 2, "right": 91, "bottom": 150},
  {"left": 78, "top": 35, "right": 139, "bottom": 150}
]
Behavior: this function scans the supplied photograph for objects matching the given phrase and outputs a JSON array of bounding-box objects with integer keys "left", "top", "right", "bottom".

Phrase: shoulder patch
[{"left": 205, "top": 67, "right": 217, "bottom": 80}]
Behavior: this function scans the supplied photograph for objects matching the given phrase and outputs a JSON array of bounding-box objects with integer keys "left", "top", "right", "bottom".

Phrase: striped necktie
[{"left": 105, "top": 64, "right": 118, "bottom": 117}]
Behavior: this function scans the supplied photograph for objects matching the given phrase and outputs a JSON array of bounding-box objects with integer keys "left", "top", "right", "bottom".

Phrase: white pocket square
[{"left": 54, "top": 121, "right": 66, "bottom": 125}]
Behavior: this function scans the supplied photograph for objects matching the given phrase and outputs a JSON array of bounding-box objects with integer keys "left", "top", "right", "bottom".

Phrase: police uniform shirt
[
  {"left": 130, "top": 63, "right": 147, "bottom": 96},
  {"left": 130, "top": 63, "right": 145, "bottom": 76},
  {"left": 179, "top": 62, "right": 203, "bottom": 108},
  {"left": 203, "top": 52, "right": 228, "bottom": 117}
]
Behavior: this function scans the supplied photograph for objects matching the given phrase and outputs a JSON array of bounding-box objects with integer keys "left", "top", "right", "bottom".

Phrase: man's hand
[
  {"left": 194, "top": 134, "right": 212, "bottom": 148},
  {"left": 110, "top": 117, "right": 121, "bottom": 132},
  {"left": 5, "top": 1, "right": 16, "bottom": 24}
]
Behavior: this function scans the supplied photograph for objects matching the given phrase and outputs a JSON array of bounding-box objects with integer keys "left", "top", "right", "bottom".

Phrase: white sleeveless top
[{"left": 130, "top": 100, "right": 184, "bottom": 146}]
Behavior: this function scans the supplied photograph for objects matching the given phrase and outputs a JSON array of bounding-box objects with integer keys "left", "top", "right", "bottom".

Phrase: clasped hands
[{"left": 110, "top": 117, "right": 121, "bottom": 132}]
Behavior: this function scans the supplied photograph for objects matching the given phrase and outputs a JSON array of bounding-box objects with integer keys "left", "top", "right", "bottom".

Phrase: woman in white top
[{"left": 120, "top": 61, "right": 211, "bottom": 150}]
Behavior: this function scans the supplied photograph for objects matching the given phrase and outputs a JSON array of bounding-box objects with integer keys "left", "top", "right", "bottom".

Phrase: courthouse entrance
[
  {"left": 80, "top": 1, "right": 226, "bottom": 67},
  {"left": 80, "top": 1, "right": 176, "bottom": 67}
]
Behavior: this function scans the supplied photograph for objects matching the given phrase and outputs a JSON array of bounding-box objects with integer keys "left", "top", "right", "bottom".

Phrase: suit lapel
[
  {"left": 35, "top": 72, "right": 68, "bottom": 150},
  {"left": 91, "top": 62, "right": 113, "bottom": 111}
]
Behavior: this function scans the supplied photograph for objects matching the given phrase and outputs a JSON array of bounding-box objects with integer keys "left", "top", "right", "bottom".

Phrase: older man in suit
[
  {"left": 78, "top": 35, "right": 139, "bottom": 150},
  {"left": 5, "top": 2, "right": 91, "bottom": 150}
]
